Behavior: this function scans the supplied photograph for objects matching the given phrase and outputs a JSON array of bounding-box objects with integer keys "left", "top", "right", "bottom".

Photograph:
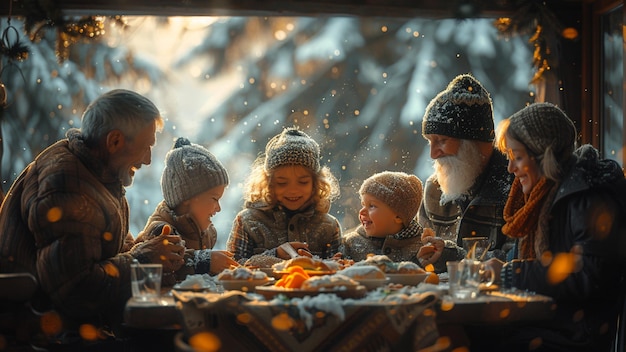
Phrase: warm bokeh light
[
  {"left": 271, "top": 312, "right": 295, "bottom": 331},
  {"left": 189, "top": 331, "right": 222, "bottom": 352},
  {"left": 46, "top": 207, "right": 62, "bottom": 223},
  {"left": 547, "top": 252, "right": 578, "bottom": 284},
  {"left": 561, "top": 27, "right": 578, "bottom": 40},
  {"left": 40, "top": 311, "right": 63, "bottom": 336},
  {"left": 79, "top": 324, "right": 98, "bottom": 341},
  {"left": 236, "top": 312, "right": 253, "bottom": 324},
  {"left": 104, "top": 263, "right": 120, "bottom": 278},
  {"left": 102, "top": 231, "right": 113, "bottom": 241}
]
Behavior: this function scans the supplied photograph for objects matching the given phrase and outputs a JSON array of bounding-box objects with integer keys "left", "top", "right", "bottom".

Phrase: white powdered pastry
[
  {"left": 337, "top": 265, "right": 385, "bottom": 280},
  {"left": 300, "top": 274, "right": 358, "bottom": 291},
  {"left": 176, "top": 274, "right": 217, "bottom": 290},
  {"left": 217, "top": 267, "right": 268, "bottom": 281},
  {"left": 394, "top": 261, "right": 423, "bottom": 274},
  {"left": 353, "top": 255, "right": 394, "bottom": 272}
]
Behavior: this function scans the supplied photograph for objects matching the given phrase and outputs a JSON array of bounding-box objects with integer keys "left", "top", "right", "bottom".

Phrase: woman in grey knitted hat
[
  {"left": 226, "top": 127, "right": 342, "bottom": 263},
  {"left": 466, "top": 102, "right": 626, "bottom": 351},
  {"left": 136, "top": 137, "right": 238, "bottom": 283},
  {"left": 342, "top": 171, "right": 430, "bottom": 264}
]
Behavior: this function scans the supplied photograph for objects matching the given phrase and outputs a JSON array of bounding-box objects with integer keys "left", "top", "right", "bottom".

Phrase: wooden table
[{"left": 124, "top": 285, "right": 555, "bottom": 351}]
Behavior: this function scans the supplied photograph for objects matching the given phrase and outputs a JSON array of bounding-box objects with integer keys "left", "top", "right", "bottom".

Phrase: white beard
[{"left": 434, "top": 140, "right": 485, "bottom": 205}]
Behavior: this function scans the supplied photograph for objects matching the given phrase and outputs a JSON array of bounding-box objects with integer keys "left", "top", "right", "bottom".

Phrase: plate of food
[
  {"left": 257, "top": 272, "right": 367, "bottom": 299},
  {"left": 217, "top": 267, "right": 274, "bottom": 292},
  {"left": 255, "top": 284, "right": 367, "bottom": 299},
  {"left": 272, "top": 257, "right": 336, "bottom": 276},
  {"left": 336, "top": 265, "right": 389, "bottom": 291},
  {"left": 385, "top": 273, "right": 430, "bottom": 286},
  {"left": 220, "top": 277, "right": 275, "bottom": 292},
  {"left": 173, "top": 274, "right": 219, "bottom": 292}
]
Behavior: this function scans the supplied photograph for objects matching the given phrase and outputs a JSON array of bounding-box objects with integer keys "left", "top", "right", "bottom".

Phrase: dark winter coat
[
  {"left": 341, "top": 218, "right": 423, "bottom": 264},
  {"left": 227, "top": 200, "right": 341, "bottom": 261},
  {"left": 499, "top": 145, "right": 626, "bottom": 351},
  {"left": 0, "top": 129, "right": 136, "bottom": 331},
  {"left": 418, "top": 150, "right": 515, "bottom": 272}
]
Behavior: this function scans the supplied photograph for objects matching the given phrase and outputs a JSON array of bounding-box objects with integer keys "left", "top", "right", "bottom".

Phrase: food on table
[
  {"left": 217, "top": 266, "right": 268, "bottom": 281},
  {"left": 243, "top": 254, "right": 283, "bottom": 269},
  {"left": 272, "top": 257, "right": 333, "bottom": 273},
  {"left": 424, "top": 272, "right": 439, "bottom": 285},
  {"left": 300, "top": 274, "right": 359, "bottom": 291},
  {"left": 353, "top": 254, "right": 395, "bottom": 272},
  {"left": 274, "top": 267, "right": 311, "bottom": 289},
  {"left": 174, "top": 274, "right": 217, "bottom": 291},
  {"left": 392, "top": 261, "right": 426, "bottom": 274},
  {"left": 337, "top": 265, "right": 385, "bottom": 280},
  {"left": 353, "top": 255, "right": 426, "bottom": 274},
  {"left": 420, "top": 227, "right": 434, "bottom": 241}
]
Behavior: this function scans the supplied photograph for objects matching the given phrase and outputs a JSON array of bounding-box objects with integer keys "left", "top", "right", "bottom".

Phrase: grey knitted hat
[
  {"left": 161, "top": 137, "right": 229, "bottom": 209},
  {"left": 422, "top": 73, "right": 494, "bottom": 142},
  {"left": 264, "top": 127, "right": 321, "bottom": 172},
  {"left": 507, "top": 102, "right": 577, "bottom": 157},
  {"left": 359, "top": 171, "right": 423, "bottom": 227}
]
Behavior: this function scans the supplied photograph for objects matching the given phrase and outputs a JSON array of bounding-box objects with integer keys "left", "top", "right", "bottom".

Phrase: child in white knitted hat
[
  {"left": 136, "top": 137, "right": 238, "bottom": 283},
  {"left": 226, "top": 127, "right": 341, "bottom": 262},
  {"left": 342, "top": 171, "right": 431, "bottom": 264}
]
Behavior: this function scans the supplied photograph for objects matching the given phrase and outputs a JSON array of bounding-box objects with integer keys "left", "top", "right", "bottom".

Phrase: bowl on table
[
  {"left": 354, "top": 277, "right": 390, "bottom": 291},
  {"left": 385, "top": 272, "right": 429, "bottom": 286},
  {"left": 219, "top": 277, "right": 274, "bottom": 292}
]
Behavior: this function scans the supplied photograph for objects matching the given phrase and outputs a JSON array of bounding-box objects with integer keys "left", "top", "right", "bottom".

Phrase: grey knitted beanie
[
  {"left": 161, "top": 137, "right": 229, "bottom": 209},
  {"left": 507, "top": 102, "right": 577, "bottom": 157},
  {"left": 422, "top": 73, "right": 494, "bottom": 142},
  {"left": 264, "top": 127, "right": 321, "bottom": 172},
  {"left": 359, "top": 171, "right": 423, "bottom": 227}
]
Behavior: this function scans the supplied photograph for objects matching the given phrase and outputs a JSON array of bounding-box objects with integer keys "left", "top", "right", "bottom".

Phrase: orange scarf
[{"left": 502, "top": 177, "right": 555, "bottom": 258}]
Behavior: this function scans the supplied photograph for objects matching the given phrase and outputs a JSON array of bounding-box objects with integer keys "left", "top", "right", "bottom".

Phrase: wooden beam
[{"left": 3, "top": 0, "right": 520, "bottom": 18}]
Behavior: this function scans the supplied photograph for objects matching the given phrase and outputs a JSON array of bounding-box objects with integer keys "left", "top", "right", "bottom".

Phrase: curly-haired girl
[{"left": 227, "top": 127, "right": 341, "bottom": 262}]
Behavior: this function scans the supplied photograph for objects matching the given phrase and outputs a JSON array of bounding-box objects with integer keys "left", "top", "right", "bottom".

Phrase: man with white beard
[{"left": 416, "top": 74, "right": 515, "bottom": 273}]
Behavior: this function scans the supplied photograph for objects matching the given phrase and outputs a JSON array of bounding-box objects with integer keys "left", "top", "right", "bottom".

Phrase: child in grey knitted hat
[
  {"left": 136, "top": 137, "right": 238, "bottom": 283},
  {"left": 342, "top": 171, "right": 431, "bottom": 264},
  {"left": 226, "top": 127, "right": 342, "bottom": 263}
]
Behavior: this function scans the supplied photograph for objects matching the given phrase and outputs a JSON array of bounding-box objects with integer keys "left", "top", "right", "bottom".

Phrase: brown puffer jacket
[{"left": 0, "top": 129, "right": 136, "bottom": 331}]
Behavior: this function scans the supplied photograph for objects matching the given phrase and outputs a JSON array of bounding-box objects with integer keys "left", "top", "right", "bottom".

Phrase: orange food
[
  {"left": 162, "top": 224, "right": 171, "bottom": 236},
  {"left": 424, "top": 272, "right": 439, "bottom": 285},
  {"left": 419, "top": 245, "right": 436, "bottom": 255},
  {"left": 285, "top": 266, "right": 308, "bottom": 276},
  {"left": 274, "top": 267, "right": 310, "bottom": 288},
  {"left": 284, "top": 272, "right": 309, "bottom": 288},
  {"left": 421, "top": 227, "right": 434, "bottom": 242}
]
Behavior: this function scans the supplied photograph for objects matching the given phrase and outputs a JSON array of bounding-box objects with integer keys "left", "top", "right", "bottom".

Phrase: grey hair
[{"left": 80, "top": 89, "right": 164, "bottom": 147}]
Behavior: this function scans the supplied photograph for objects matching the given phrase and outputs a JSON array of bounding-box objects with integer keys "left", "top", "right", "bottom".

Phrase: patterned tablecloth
[{"left": 172, "top": 288, "right": 441, "bottom": 352}]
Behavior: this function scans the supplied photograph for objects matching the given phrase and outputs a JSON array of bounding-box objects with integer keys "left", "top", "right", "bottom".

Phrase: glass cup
[
  {"left": 447, "top": 259, "right": 495, "bottom": 299},
  {"left": 131, "top": 263, "right": 163, "bottom": 303},
  {"left": 462, "top": 237, "right": 490, "bottom": 260}
]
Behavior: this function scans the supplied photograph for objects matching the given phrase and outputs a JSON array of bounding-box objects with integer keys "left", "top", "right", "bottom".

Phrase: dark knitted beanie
[
  {"left": 507, "top": 102, "right": 577, "bottom": 157},
  {"left": 422, "top": 73, "right": 494, "bottom": 142}
]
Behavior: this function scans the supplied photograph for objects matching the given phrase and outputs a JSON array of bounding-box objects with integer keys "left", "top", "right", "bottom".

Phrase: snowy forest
[{"left": 0, "top": 15, "right": 536, "bottom": 247}]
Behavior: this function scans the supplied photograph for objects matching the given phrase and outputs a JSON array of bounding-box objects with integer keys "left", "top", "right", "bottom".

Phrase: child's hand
[
  {"left": 209, "top": 250, "right": 239, "bottom": 274},
  {"left": 417, "top": 237, "right": 444, "bottom": 267},
  {"left": 277, "top": 242, "right": 311, "bottom": 259}
]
